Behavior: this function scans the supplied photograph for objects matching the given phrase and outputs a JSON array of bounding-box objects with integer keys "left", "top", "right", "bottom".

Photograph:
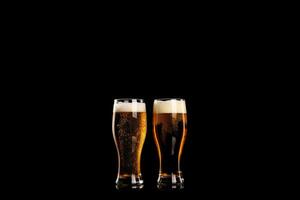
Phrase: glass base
[
  {"left": 116, "top": 174, "right": 143, "bottom": 190},
  {"left": 157, "top": 172, "right": 184, "bottom": 190}
]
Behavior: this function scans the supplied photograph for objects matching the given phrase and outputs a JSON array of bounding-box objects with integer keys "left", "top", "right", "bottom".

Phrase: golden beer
[
  {"left": 153, "top": 99, "right": 187, "bottom": 189},
  {"left": 112, "top": 99, "right": 146, "bottom": 189}
]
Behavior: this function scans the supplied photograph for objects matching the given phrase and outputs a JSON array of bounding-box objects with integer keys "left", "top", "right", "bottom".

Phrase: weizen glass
[
  {"left": 153, "top": 98, "right": 187, "bottom": 189},
  {"left": 112, "top": 99, "right": 147, "bottom": 189}
]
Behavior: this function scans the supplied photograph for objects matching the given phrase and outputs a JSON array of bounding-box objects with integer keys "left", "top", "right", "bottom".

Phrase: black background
[
  {"left": 13, "top": 8, "right": 276, "bottom": 196},
  {"left": 20, "top": 52, "right": 272, "bottom": 198},
  {"left": 44, "top": 69, "right": 261, "bottom": 196}
]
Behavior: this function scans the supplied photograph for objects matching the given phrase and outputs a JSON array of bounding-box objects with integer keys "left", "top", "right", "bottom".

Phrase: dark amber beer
[
  {"left": 112, "top": 99, "right": 147, "bottom": 189},
  {"left": 153, "top": 99, "right": 187, "bottom": 189}
]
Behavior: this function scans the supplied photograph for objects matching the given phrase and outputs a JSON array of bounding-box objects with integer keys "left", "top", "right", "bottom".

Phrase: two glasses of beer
[{"left": 112, "top": 98, "right": 187, "bottom": 189}]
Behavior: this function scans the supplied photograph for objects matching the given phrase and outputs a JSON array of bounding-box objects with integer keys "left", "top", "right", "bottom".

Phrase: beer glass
[
  {"left": 112, "top": 99, "right": 147, "bottom": 189},
  {"left": 153, "top": 98, "right": 187, "bottom": 189}
]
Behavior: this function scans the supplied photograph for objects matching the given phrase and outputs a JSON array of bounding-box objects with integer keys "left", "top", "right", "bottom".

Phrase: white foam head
[
  {"left": 153, "top": 99, "right": 186, "bottom": 113},
  {"left": 113, "top": 101, "right": 146, "bottom": 112}
]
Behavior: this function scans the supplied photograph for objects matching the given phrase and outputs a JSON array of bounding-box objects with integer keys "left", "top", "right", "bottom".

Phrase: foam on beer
[
  {"left": 113, "top": 102, "right": 146, "bottom": 112},
  {"left": 154, "top": 99, "right": 186, "bottom": 113}
]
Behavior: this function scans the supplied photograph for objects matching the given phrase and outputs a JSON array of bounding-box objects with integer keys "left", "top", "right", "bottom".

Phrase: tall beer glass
[
  {"left": 153, "top": 98, "right": 187, "bottom": 189},
  {"left": 112, "top": 99, "right": 147, "bottom": 189}
]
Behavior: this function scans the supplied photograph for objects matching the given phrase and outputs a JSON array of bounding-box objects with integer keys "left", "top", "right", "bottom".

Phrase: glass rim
[
  {"left": 154, "top": 98, "right": 185, "bottom": 101},
  {"left": 114, "top": 98, "right": 144, "bottom": 102}
]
